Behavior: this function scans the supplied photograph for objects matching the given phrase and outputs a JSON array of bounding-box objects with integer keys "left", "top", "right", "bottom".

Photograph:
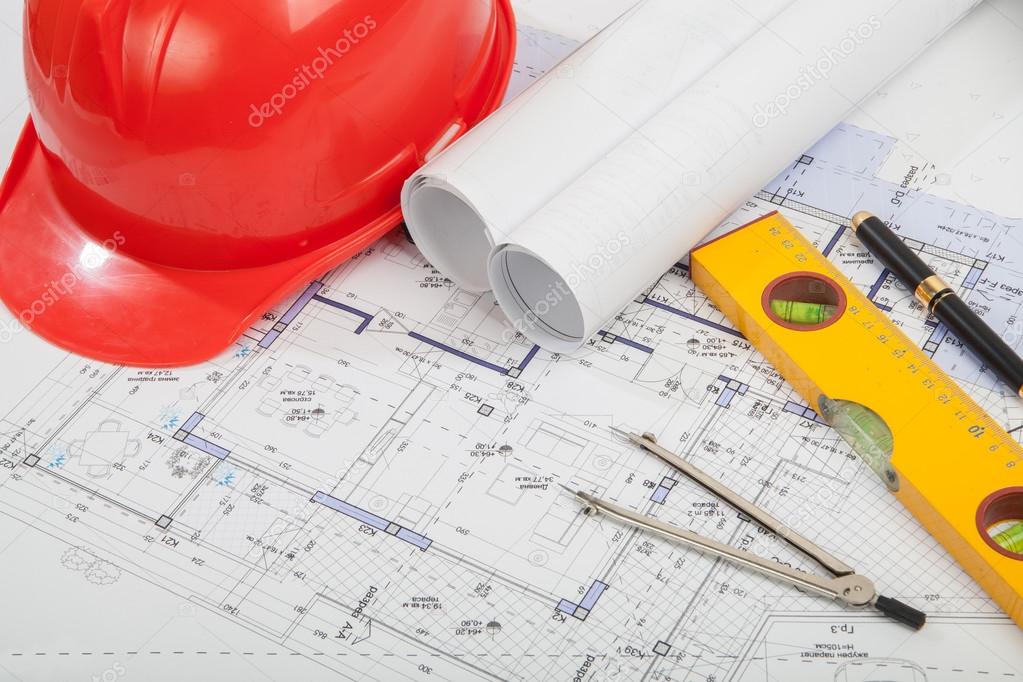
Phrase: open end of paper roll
[
  {"left": 404, "top": 182, "right": 494, "bottom": 291},
  {"left": 489, "top": 245, "right": 586, "bottom": 353}
]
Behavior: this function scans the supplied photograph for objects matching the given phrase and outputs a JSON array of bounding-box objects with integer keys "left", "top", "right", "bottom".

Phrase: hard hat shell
[{"left": 0, "top": 0, "right": 515, "bottom": 365}]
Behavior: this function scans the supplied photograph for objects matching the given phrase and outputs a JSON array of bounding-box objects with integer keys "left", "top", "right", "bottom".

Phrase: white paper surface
[
  {"left": 4, "top": 2, "right": 1023, "bottom": 679},
  {"left": 405, "top": 0, "right": 980, "bottom": 352},
  {"left": 402, "top": 0, "right": 795, "bottom": 291}
]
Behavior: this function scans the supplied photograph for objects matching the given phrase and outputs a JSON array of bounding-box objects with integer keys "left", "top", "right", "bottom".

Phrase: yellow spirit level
[{"left": 691, "top": 211, "right": 1023, "bottom": 627}]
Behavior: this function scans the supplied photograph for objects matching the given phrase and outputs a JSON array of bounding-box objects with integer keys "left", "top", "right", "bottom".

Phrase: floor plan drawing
[{"left": 2, "top": 12, "right": 1023, "bottom": 682}]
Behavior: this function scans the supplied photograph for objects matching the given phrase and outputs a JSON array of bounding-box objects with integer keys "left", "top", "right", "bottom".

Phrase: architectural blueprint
[{"left": 2, "top": 4, "right": 1023, "bottom": 682}]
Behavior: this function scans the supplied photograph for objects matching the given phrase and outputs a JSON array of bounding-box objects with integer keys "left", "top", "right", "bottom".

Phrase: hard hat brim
[
  {"left": 0, "top": 122, "right": 400, "bottom": 367},
  {"left": 0, "top": 0, "right": 517, "bottom": 367}
]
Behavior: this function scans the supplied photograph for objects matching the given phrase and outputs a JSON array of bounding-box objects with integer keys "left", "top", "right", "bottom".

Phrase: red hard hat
[{"left": 0, "top": 0, "right": 515, "bottom": 366}]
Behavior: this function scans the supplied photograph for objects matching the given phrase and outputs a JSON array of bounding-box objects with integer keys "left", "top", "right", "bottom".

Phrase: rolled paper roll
[
  {"left": 486, "top": 0, "right": 979, "bottom": 352},
  {"left": 404, "top": 0, "right": 979, "bottom": 352},
  {"left": 402, "top": 0, "right": 795, "bottom": 291}
]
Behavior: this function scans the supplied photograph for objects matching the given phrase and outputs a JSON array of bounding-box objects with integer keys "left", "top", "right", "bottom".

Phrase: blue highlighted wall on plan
[
  {"left": 174, "top": 412, "right": 231, "bottom": 460},
  {"left": 408, "top": 332, "right": 540, "bottom": 378},
  {"left": 650, "top": 477, "right": 678, "bottom": 504},
  {"left": 259, "top": 281, "right": 376, "bottom": 348},
  {"left": 556, "top": 580, "right": 609, "bottom": 621},
  {"left": 714, "top": 376, "right": 749, "bottom": 409},
  {"left": 599, "top": 330, "right": 655, "bottom": 354},
  {"left": 313, "top": 491, "right": 433, "bottom": 551}
]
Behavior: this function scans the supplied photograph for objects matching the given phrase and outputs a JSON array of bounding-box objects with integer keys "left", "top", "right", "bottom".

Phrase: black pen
[{"left": 851, "top": 211, "right": 1023, "bottom": 398}]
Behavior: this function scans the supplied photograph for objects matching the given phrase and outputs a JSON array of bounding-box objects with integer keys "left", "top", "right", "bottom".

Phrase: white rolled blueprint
[
  {"left": 402, "top": 0, "right": 795, "bottom": 291},
  {"left": 402, "top": 0, "right": 980, "bottom": 352}
]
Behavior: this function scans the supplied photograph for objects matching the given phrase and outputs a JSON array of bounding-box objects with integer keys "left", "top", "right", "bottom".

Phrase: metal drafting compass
[{"left": 563, "top": 429, "right": 927, "bottom": 630}]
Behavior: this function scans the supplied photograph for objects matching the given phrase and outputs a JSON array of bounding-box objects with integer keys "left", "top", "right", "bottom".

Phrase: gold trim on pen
[
  {"left": 850, "top": 211, "right": 874, "bottom": 233},
  {"left": 915, "top": 275, "right": 952, "bottom": 308}
]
